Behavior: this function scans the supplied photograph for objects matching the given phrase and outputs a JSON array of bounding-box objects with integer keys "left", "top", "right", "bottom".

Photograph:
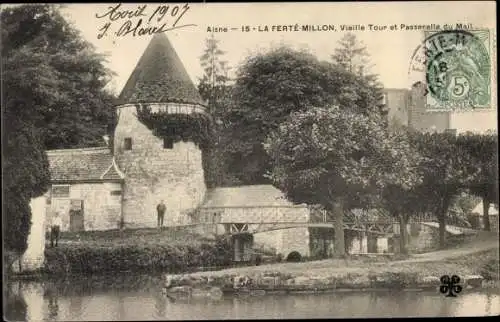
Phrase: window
[
  {"left": 124, "top": 138, "right": 132, "bottom": 150},
  {"left": 110, "top": 190, "right": 122, "bottom": 196},
  {"left": 52, "top": 185, "right": 70, "bottom": 198},
  {"left": 163, "top": 137, "right": 174, "bottom": 149}
]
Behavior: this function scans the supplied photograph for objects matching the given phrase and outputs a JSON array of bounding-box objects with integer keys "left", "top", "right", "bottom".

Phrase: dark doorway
[{"left": 69, "top": 199, "right": 84, "bottom": 232}]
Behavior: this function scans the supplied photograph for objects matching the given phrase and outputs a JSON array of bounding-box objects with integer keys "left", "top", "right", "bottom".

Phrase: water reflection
[
  {"left": 4, "top": 275, "right": 500, "bottom": 321},
  {"left": 4, "top": 281, "right": 27, "bottom": 322}
]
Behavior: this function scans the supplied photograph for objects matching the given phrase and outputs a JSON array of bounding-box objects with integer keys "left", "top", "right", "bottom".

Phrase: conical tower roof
[{"left": 118, "top": 33, "right": 204, "bottom": 105}]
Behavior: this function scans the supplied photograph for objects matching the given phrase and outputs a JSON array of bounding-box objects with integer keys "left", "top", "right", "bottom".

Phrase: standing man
[
  {"left": 157, "top": 200, "right": 166, "bottom": 228},
  {"left": 50, "top": 212, "right": 62, "bottom": 247}
]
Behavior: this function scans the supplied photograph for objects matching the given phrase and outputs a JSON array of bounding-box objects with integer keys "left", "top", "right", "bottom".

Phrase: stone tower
[{"left": 113, "top": 33, "right": 208, "bottom": 228}]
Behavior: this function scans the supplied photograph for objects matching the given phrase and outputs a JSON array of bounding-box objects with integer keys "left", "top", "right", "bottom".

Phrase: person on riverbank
[
  {"left": 50, "top": 212, "right": 62, "bottom": 247},
  {"left": 157, "top": 200, "right": 166, "bottom": 228}
]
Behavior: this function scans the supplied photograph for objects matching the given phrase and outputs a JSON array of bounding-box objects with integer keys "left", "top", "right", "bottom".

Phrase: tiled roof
[
  {"left": 118, "top": 33, "right": 204, "bottom": 106},
  {"left": 47, "top": 147, "right": 124, "bottom": 182},
  {"left": 201, "top": 185, "right": 303, "bottom": 208}
]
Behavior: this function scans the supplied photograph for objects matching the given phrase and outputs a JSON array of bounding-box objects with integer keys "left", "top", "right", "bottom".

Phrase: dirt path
[
  {"left": 177, "top": 232, "right": 498, "bottom": 278},
  {"left": 396, "top": 235, "right": 498, "bottom": 264}
]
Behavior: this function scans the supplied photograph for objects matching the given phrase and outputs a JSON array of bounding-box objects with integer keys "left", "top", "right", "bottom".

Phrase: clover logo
[{"left": 440, "top": 275, "right": 462, "bottom": 297}]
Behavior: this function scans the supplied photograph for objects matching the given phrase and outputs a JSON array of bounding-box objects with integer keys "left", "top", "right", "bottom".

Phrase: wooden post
[
  {"left": 233, "top": 235, "right": 240, "bottom": 262},
  {"left": 483, "top": 198, "right": 491, "bottom": 231},
  {"left": 333, "top": 199, "right": 346, "bottom": 257},
  {"left": 399, "top": 214, "right": 408, "bottom": 255}
]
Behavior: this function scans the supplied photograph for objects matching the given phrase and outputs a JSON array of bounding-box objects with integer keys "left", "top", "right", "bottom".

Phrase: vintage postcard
[{"left": 2, "top": 1, "right": 498, "bottom": 321}]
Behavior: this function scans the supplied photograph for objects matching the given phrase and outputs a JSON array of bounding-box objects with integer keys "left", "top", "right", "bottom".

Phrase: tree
[
  {"left": 1, "top": 4, "right": 115, "bottom": 270},
  {"left": 378, "top": 127, "right": 424, "bottom": 255},
  {"left": 264, "top": 106, "right": 414, "bottom": 256},
  {"left": 198, "top": 33, "right": 231, "bottom": 116},
  {"left": 331, "top": 33, "right": 386, "bottom": 120},
  {"left": 2, "top": 112, "right": 50, "bottom": 271},
  {"left": 331, "top": 33, "right": 372, "bottom": 77},
  {"left": 197, "top": 34, "right": 238, "bottom": 187},
  {"left": 228, "top": 46, "right": 383, "bottom": 184},
  {"left": 409, "top": 131, "right": 466, "bottom": 248},
  {"left": 457, "top": 131, "right": 499, "bottom": 231},
  {"left": 451, "top": 192, "right": 482, "bottom": 229},
  {"left": 1, "top": 4, "right": 116, "bottom": 150}
]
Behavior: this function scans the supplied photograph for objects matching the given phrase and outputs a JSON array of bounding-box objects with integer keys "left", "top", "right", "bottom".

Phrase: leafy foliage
[
  {"left": 135, "top": 104, "right": 214, "bottom": 150},
  {"left": 378, "top": 127, "right": 426, "bottom": 254},
  {"left": 264, "top": 106, "right": 415, "bottom": 255},
  {"left": 407, "top": 131, "right": 470, "bottom": 247},
  {"left": 2, "top": 115, "right": 51, "bottom": 256},
  {"left": 265, "top": 107, "right": 413, "bottom": 208},
  {"left": 331, "top": 33, "right": 386, "bottom": 119},
  {"left": 456, "top": 131, "right": 498, "bottom": 230},
  {"left": 227, "top": 46, "right": 384, "bottom": 184},
  {"left": 331, "top": 33, "right": 372, "bottom": 77},
  {"left": 2, "top": 4, "right": 114, "bottom": 259},
  {"left": 1, "top": 4, "right": 117, "bottom": 149},
  {"left": 197, "top": 34, "right": 238, "bottom": 187},
  {"left": 198, "top": 33, "right": 231, "bottom": 114},
  {"left": 44, "top": 237, "right": 232, "bottom": 274}
]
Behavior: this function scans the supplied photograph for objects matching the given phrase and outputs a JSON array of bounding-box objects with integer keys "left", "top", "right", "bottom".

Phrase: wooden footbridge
[{"left": 189, "top": 206, "right": 466, "bottom": 236}]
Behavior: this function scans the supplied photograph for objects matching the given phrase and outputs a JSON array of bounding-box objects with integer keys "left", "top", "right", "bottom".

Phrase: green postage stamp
[{"left": 421, "top": 30, "right": 491, "bottom": 110}]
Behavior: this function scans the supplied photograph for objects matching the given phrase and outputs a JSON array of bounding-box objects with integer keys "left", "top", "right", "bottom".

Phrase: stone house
[
  {"left": 45, "top": 147, "right": 124, "bottom": 232},
  {"left": 44, "top": 33, "right": 207, "bottom": 231}
]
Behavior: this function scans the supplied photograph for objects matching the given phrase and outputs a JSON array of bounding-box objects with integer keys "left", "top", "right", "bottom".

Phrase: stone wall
[
  {"left": 384, "top": 89, "right": 410, "bottom": 127},
  {"left": 114, "top": 104, "right": 206, "bottom": 228},
  {"left": 392, "top": 223, "right": 452, "bottom": 253},
  {"left": 449, "top": 109, "right": 497, "bottom": 134},
  {"left": 408, "top": 83, "right": 451, "bottom": 132},
  {"left": 250, "top": 207, "right": 310, "bottom": 258},
  {"left": 47, "top": 182, "right": 123, "bottom": 232},
  {"left": 406, "top": 223, "right": 437, "bottom": 253}
]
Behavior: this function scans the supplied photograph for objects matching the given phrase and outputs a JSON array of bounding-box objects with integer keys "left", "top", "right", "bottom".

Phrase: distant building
[
  {"left": 383, "top": 83, "right": 497, "bottom": 134},
  {"left": 408, "top": 82, "right": 497, "bottom": 134},
  {"left": 382, "top": 88, "right": 410, "bottom": 127},
  {"left": 470, "top": 202, "right": 499, "bottom": 231}
]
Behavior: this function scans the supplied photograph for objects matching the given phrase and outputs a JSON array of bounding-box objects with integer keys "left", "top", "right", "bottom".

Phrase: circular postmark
[{"left": 409, "top": 29, "right": 491, "bottom": 109}]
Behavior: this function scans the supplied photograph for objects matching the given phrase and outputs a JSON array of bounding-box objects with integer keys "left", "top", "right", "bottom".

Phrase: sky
[{"left": 55, "top": 2, "right": 496, "bottom": 96}]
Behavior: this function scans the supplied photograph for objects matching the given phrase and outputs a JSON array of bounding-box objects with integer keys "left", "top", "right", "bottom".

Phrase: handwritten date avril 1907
[{"left": 96, "top": 3, "right": 196, "bottom": 39}]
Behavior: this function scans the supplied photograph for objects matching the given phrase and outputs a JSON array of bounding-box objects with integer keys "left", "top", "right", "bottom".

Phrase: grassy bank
[
  {"left": 43, "top": 227, "right": 233, "bottom": 275},
  {"left": 165, "top": 249, "right": 498, "bottom": 293},
  {"left": 163, "top": 243, "right": 499, "bottom": 293}
]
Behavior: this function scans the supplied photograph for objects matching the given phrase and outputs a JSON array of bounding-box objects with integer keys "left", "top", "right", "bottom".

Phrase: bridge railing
[
  {"left": 191, "top": 205, "right": 466, "bottom": 227},
  {"left": 193, "top": 205, "right": 310, "bottom": 224}
]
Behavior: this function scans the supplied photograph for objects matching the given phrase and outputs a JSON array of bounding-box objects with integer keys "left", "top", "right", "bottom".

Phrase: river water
[{"left": 5, "top": 274, "right": 500, "bottom": 320}]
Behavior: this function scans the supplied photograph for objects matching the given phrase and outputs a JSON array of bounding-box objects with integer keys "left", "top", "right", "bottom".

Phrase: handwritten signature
[{"left": 96, "top": 3, "right": 197, "bottom": 39}]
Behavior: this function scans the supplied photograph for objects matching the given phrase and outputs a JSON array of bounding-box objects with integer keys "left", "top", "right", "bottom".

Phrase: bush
[
  {"left": 286, "top": 251, "right": 302, "bottom": 262},
  {"left": 43, "top": 237, "right": 232, "bottom": 275}
]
